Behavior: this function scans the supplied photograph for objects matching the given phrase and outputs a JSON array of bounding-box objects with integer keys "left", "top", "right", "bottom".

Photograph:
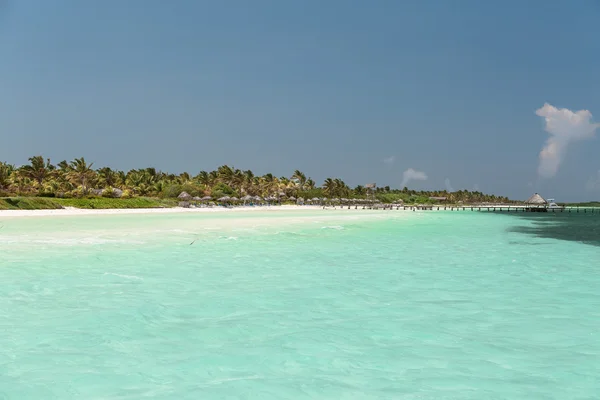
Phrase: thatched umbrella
[
  {"left": 201, "top": 195, "right": 213, "bottom": 201},
  {"left": 525, "top": 193, "right": 547, "bottom": 205},
  {"left": 218, "top": 196, "right": 231, "bottom": 202},
  {"left": 178, "top": 191, "right": 192, "bottom": 201},
  {"left": 230, "top": 197, "right": 239, "bottom": 202},
  {"left": 241, "top": 195, "right": 252, "bottom": 205},
  {"left": 254, "top": 195, "right": 263, "bottom": 202},
  {"left": 289, "top": 196, "right": 296, "bottom": 201},
  {"left": 192, "top": 196, "right": 201, "bottom": 201}
]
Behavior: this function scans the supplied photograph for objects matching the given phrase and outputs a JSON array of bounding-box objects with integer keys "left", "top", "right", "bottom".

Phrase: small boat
[{"left": 546, "top": 198, "right": 564, "bottom": 210}]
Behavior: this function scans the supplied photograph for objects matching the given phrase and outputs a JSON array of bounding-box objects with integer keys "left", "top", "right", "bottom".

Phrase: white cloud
[
  {"left": 444, "top": 178, "right": 454, "bottom": 192},
  {"left": 585, "top": 170, "right": 600, "bottom": 192},
  {"left": 536, "top": 103, "right": 599, "bottom": 178},
  {"left": 383, "top": 156, "right": 395, "bottom": 166},
  {"left": 401, "top": 168, "right": 427, "bottom": 188}
]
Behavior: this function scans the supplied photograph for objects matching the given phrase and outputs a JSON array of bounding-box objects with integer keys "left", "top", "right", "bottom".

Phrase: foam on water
[{"left": 1, "top": 210, "right": 599, "bottom": 399}]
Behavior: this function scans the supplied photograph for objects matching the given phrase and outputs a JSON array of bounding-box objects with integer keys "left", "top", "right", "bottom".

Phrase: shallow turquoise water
[{"left": 1, "top": 210, "right": 599, "bottom": 399}]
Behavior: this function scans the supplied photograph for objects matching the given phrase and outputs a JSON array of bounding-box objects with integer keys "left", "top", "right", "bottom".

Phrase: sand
[{"left": 0, "top": 205, "right": 350, "bottom": 218}]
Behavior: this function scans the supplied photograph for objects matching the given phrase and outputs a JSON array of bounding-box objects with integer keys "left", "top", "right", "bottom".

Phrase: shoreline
[
  {"left": 0, "top": 205, "right": 364, "bottom": 218},
  {"left": 4, "top": 204, "right": 587, "bottom": 219}
]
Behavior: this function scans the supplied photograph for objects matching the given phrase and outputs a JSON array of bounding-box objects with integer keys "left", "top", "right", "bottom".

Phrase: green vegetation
[
  {"left": 0, "top": 197, "right": 63, "bottom": 210},
  {"left": 52, "top": 197, "right": 177, "bottom": 209},
  {"left": 0, "top": 156, "right": 512, "bottom": 208},
  {"left": 0, "top": 197, "right": 176, "bottom": 210}
]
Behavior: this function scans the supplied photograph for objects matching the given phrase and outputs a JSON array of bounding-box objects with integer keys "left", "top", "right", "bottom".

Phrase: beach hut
[
  {"left": 242, "top": 195, "right": 253, "bottom": 205},
  {"left": 177, "top": 191, "right": 192, "bottom": 208},
  {"left": 178, "top": 192, "right": 192, "bottom": 201},
  {"left": 218, "top": 196, "right": 231, "bottom": 204},
  {"left": 525, "top": 193, "right": 547, "bottom": 205}
]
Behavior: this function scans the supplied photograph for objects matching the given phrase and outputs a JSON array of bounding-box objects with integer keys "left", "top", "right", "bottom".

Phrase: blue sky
[{"left": 1, "top": 0, "right": 599, "bottom": 201}]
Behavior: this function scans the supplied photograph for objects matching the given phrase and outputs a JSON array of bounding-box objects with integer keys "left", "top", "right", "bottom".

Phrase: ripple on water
[{"left": 1, "top": 211, "right": 599, "bottom": 399}]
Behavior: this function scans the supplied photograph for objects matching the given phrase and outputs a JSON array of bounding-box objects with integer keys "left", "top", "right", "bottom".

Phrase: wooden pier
[
  {"left": 393, "top": 205, "right": 599, "bottom": 214},
  {"left": 335, "top": 204, "right": 598, "bottom": 214}
]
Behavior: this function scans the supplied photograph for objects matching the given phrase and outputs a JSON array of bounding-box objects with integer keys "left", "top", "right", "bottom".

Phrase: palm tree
[
  {"left": 178, "top": 172, "right": 191, "bottom": 184},
  {"left": 1, "top": 156, "right": 518, "bottom": 204},
  {"left": 260, "top": 173, "right": 279, "bottom": 196},
  {"left": 0, "top": 162, "right": 14, "bottom": 190},
  {"left": 57, "top": 160, "right": 70, "bottom": 171},
  {"left": 232, "top": 169, "right": 244, "bottom": 190},
  {"left": 195, "top": 171, "right": 210, "bottom": 186},
  {"left": 242, "top": 170, "right": 254, "bottom": 194},
  {"left": 97, "top": 167, "right": 119, "bottom": 188},
  {"left": 333, "top": 178, "right": 349, "bottom": 197},
  {"left": 19, "top": 156, "right": 54, "bottom": 188},
  {"left": 217, "top": 165, "right": 235, "bottom": 186},
  {"left": 354, "top": 185, "right": 366, "bottom": 196},
  {"left": 291, "top": 170, "right": 307, "bottom": 189},
  {"left": 10, "top": 174, "right": 34, "bottom": 194},
  {"left": 67, "top": 157, "right": 95, "bottom": 193},
  {"left": 322, "top": 178, "right": 336, "bottom": 197}
]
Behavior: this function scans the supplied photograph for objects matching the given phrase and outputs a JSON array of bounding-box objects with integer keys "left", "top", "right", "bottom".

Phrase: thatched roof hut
[
  {"left": 525, "top": 193, "right": 547, "bottom": 205},
  {"left": 178, "top": 191, "right": 192, "bottom": 201}
]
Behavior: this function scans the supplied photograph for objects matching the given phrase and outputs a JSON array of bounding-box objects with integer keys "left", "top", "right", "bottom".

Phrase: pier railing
[
  {"left": 405, "top": 205, "right": 599, "bottom": 213},
  {"left": 342, "top": 204, "right": 599, "bottom": 214}
]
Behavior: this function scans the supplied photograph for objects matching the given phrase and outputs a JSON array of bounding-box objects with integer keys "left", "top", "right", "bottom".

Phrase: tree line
[{"left": 0, "top": 156, "right": 512, "bottom": 204}]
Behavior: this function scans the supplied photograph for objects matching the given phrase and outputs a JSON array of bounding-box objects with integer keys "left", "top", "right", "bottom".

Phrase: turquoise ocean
[{"left": 1, "top": 209, "right": 599, "bottom": 399}]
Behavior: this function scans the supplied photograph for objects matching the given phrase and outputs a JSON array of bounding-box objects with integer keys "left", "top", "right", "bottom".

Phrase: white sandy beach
[
  {"left": 0, "top": 205, "right": 361, "bottom": 218},
  {"left": 0, "top": 204, "right": 543, "bottom": 218}
]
